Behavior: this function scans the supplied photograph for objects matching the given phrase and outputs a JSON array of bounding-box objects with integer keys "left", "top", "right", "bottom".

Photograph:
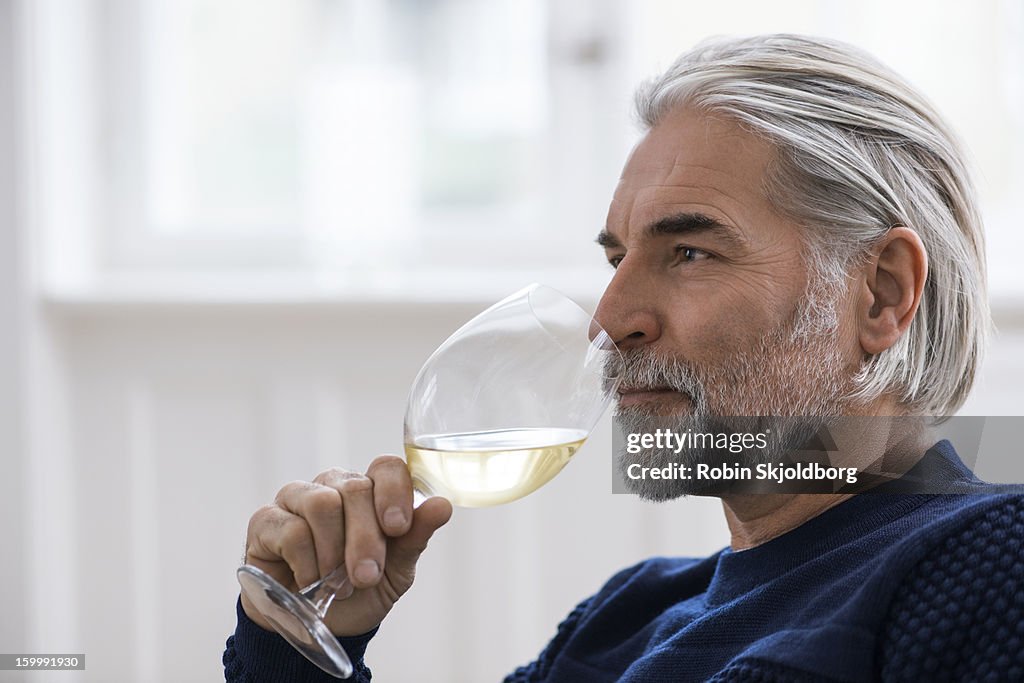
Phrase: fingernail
[
  {"left": 354, "top": 559, "right": 380, "bottom": 584},
  {"left": 384, "top": 506, "right": 407, "bottom": 529}
]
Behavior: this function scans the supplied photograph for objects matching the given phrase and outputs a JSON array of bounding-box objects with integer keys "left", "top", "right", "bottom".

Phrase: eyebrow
[{"left": 596, "top": 212, "right": 747, "bottom": 251}]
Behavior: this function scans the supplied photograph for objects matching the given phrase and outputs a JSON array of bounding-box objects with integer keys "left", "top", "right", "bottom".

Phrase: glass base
[{"left": 237, "top": 565, "right": 354, "bottom": 679}]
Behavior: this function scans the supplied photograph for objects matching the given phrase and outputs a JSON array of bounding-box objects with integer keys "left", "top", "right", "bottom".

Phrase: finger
[
  {"left": 366, "top": 455, "right": 414, "bottom": 537},
  {"left": 317, "top": 470, "right": 387, "bottom": 589},
  {"left": 247, "top": 504, "right": 320, "bottom": 589},
  {"left": 274, "top": 481, "right": 344, "bottom": 579},
  {"left": 388, "top": 496, "right": 453, "bottom": 570}
]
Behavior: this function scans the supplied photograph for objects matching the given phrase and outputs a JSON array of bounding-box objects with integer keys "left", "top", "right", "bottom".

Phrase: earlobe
[{"left": 858, "top": 227, "right": 928, "bottom": 356}]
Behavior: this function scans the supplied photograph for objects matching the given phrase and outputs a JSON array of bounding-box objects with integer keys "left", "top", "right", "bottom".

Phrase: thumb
[{"left": 387, "top": 496, "right": 453, "bottom": 570}]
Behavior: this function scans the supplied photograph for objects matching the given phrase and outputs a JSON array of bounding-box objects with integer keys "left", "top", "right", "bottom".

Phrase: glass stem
[{"left": 301, "top": 565, "right": 353, "bottom": 618}]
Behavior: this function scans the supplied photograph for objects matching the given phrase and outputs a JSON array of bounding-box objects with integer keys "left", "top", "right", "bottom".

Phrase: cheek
[
  {"left": 658, "top": 285, "right": 779, "bottom": 360},
  {"left": 641, "top": 247, "right": 811, "bottom": 358}
]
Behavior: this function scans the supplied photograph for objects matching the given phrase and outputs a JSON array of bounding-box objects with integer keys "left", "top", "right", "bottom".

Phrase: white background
[{"left": 2, "top": 1, "right": 1023, "bottom": 681}]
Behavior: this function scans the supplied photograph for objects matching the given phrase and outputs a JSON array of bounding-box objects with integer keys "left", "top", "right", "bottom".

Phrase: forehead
[{"left": 607, "top": 107, "right": 780, "bottom": 241}]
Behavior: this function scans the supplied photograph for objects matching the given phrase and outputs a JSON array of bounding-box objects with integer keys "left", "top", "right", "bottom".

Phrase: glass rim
[{"left": 522, "top": 282, "right": 623, "bottom": 381}]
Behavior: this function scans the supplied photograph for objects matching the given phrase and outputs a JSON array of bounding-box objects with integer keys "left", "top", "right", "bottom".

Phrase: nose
[{"left": 592, "top": 262, "right": 662, "bottom": 350}]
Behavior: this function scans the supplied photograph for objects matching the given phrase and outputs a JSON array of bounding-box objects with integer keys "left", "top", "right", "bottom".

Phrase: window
[
  {"left": 23, "top": 0, "right": 1024, "bottom": 301},
  {"left": 28, "top": 0, "right": 628, "bottom": 297}
]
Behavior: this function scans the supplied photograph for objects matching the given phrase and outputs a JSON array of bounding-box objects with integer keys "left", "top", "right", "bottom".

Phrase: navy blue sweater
[{"left": 224, "top": 441, "right": 1024, "bottom": 681}]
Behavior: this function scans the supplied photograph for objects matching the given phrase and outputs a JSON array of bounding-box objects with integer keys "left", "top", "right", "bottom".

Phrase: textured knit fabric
[
  {"left": 223, "top": 598, "right": 376, "bottom": 682},
  {"left": 877, "top": 499, "right": 1024, "bottom": 682},
  {"left": 223, "top": 441, "right": 1024, "bottom": 682}
]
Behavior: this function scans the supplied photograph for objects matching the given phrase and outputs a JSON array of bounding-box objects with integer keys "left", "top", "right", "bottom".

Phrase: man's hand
[{"left": 241, "top": 455, "right": 453, "bottom": 637}]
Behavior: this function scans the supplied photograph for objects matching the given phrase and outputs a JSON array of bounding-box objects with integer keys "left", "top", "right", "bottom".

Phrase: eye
[
  {"left": 608, "top": 254, "right": 624, "bottom": 269},
  {"left": 676, "top": 246, "right": 710, "bottom": 263}
]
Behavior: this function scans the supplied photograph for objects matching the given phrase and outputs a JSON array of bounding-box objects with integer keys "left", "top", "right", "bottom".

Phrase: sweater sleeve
[
  {"left": 223, "top": 597, "right": 377, "bottom": 682},
  {"left": 878, "top": 497, "right": 1024, "bottom": 682}
]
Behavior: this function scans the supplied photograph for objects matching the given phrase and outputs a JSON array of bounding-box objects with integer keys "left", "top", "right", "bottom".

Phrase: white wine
[{"left": 405, "top": 427, "right": 588, "bottom": 507}]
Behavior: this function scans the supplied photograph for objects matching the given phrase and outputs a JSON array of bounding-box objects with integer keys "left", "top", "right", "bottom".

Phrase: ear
[{"left": 857, "top": 227, "right": 928, "bottom": 355}]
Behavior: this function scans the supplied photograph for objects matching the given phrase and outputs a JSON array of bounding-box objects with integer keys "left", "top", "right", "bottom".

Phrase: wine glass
[{"left": 237, "top": 283, "right": 622, "bottom": 678}]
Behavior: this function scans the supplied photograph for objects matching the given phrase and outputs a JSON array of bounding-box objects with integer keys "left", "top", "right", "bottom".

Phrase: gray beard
[{"left": 612, "top": 284, "right": 856, "bottom": 501}]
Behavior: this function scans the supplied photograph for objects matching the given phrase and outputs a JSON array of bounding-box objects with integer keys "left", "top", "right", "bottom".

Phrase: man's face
[{"left": 595, "top": 108, "right": 862, "bottom": 498}]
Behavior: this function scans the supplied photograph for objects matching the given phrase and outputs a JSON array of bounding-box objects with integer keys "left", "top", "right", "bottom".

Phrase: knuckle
[
  {"left": 305, "top": 487, "right": 342, "bottom": 518},
  {"left": 248, "top": 504, "right": 282, "bottom": 531},
  {"left": 312, "top": 467, "right": 351, "bottom": 486},
  {"left": 274, "top": 480, "right": 310, "bottom": 502},
  {"left": 368, "top": 454, "right": 405, "bottom": 473},
  {"left": 337, "top": 473, "right": 374, "bottom": 496}
]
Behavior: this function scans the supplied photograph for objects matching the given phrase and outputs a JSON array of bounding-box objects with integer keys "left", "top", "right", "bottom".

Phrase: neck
[
  {"left": 720, "top": 404, "right": 930, "bottom": 550},
  {"left": 722, "top": 492, "right": 852, "bottom": 550}
]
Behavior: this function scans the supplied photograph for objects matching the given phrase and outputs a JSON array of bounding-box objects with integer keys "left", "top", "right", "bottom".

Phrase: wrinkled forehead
[{"left": 607, "top": 109, "right": 780, "bottom": 240}]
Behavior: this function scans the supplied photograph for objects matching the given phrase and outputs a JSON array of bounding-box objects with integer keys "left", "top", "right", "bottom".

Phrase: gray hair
[{"left": 634, "top": 34, "right": 990, "bottom": 416}]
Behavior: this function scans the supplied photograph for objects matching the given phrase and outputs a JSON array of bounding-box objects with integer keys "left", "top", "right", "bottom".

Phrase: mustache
[{"left": 604, "top": 348, "right": 707, "bottom": 408}]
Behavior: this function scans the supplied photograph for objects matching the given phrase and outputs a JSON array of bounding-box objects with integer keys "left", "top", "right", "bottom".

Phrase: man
[{"left": 224, "top": 34, "right": 1023, "bottom": 681}]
